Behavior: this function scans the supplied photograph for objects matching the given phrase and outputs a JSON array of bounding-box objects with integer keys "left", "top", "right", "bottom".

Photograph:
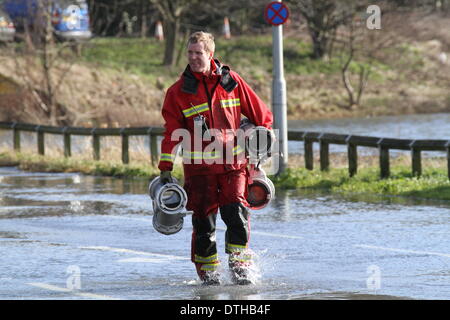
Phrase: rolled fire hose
[
  {"left": 148, "top": 176, "right": 189, "bottom": 235},
  {"left": 246, "top": 166, "right": 275, "bottom": 210}
]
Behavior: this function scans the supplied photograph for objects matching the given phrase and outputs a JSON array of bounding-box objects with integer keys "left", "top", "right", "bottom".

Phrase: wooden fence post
[
  {"left": 304, "top": 138, "right": 314, "bottom": 170},
  {"left": 150, "top": 132, "right": 159, "bottom": 167},
  {"left": 12, "top": 122, "right": 20, "bottom": 152},
  {"left": 446, "top": 142, "right": 450, "bottom": 180},
  {"left": 121, "top": 130, "right": 129, "bottom": 164},
  {"left": 346, "top": 135, "right": 357, "bottom": 177},
  {"left": 148, "top": 128, "right": 159, "bottom": 167},
  {"left": 92, "top": 128, "right": 100, "bottom": 161},
  {"left": 63, "top": 127, "right": 71, "bottom": 158},
  {"left": 319, "top": 139, "right": 329, "bottom": 171},
  {"left": 379, "top": 144, "right": 390, "bottom": 179},
  {"left": 411, "top": 147, "right": 421, "bottom": 177},
  {"left": 36, "top": 126, "right": 45, "bottom": 155}
]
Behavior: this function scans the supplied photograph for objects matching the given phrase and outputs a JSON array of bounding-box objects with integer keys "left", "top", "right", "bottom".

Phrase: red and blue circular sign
[{"left": 264, "top": 1, "right": 289, "bottom": 26}]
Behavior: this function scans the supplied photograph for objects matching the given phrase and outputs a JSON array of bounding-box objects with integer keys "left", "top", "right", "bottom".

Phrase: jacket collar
[{"left": 181, "top": 59, "right": 238, "bottom": 94}]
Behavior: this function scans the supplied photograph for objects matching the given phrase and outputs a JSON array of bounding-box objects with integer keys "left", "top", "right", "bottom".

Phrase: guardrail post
[
  {"left": 121, "top": 129, "right": 129, "bottom": 164},
  {"left": 378, "top": 138, "right": 389, "bottom": 179},
  {"left": 304, "top": 138, "right": 314, "bottom": 170},
  {"left": 411, "top": 147, "right": 421, "bottom": 177},
  {"left": 319, "top": 138, "right": 329, "bottom": 171},
  {"left": 379, "top": 146, "right": 390, "bottom": 179},
  {"left": 347, "top": 144, "right": 357, "bottom": 177},
  {"left": 11, "top": 122, "right": 20, "bottom": 152},
  {"left": 446, "top": 142, "right": 450, "bottom": 180},
  {"left": 346, "top": 135, "right": 357, "bottom": 177},
  {"left": 63, "top": 127, "right": 71, "bottom": 158},
  {"left": 91, "top": 128, "right": 100, "bottom": 161},
  {"left": 36, "top": 125, "right": 44, "bottom": 155},
  {"left": 148, "top": 129, "right": 159, "bottom": 167}
]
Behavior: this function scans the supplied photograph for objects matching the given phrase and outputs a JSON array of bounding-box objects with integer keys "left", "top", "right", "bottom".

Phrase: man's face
[{"left": 187, "top": 42, "right": 213, "bottom": 74}]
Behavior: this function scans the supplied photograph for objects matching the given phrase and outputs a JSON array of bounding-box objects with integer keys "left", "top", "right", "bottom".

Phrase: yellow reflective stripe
[
  {"left": 229, "top": 252, "right": 252, "bottom": 263},
  {"left": 220, "top": 98, "right": 240, "bottom": 108},
  {"left": 194, "top": 253, "right": 219, "bottom": 264},
  {"left": 183, "top": 151, "right": 222, "bottom": 160},
  {"left": 160, "top": 153, "right": 175, "bottom": 162},
  {"left": 182, "top": 102, "right": 209, "bottom": 118},
  {"left": 226, "top": 243, "right": 248, "bottom": 252},
  {"left": 200, "top": 262, "right": 220, "bottom": 271}
]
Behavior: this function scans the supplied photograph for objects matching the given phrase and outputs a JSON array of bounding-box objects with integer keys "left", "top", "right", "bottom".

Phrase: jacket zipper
[{"left": 202, "top": 76, "right": 221, "bottom": 129}]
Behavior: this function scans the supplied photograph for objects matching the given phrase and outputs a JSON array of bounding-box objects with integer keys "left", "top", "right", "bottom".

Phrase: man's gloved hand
[{"left": 160, "top": 171, "right": 173, "bottom": 184}]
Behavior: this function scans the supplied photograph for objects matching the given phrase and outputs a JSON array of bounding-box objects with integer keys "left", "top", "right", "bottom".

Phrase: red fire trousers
[{"left": 183, "top": 167, "right": 250, "bottom": 275}]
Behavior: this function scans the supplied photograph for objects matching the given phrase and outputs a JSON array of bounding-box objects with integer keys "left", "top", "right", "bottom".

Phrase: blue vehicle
[
  {"left": 0, "top": 8, "right": 16, "bottom": 42},
  {"left": 2, "top": 0, "right": 91, "bottom": 41}
]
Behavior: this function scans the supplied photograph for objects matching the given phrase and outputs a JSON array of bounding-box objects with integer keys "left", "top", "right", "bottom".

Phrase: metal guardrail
[{"left": 1, "top": 122, "right": 450, "bottom": 179}]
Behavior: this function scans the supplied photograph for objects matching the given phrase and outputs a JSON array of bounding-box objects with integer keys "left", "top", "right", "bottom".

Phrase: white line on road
[
  {"left": 354, "top": 244, "right": 450, "bottom": 258},
  {"left": 27, "top": 282, "right": 120, "bottom": 300},
  {"left": 79, "top": 245, "right": 190, "bottom": 261},
  {"left": 117, "top": 257, "right": 167, "bottom": 263}
]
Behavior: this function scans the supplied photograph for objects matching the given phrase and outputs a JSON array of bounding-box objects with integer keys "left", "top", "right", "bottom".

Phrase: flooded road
[{"left": 0, "top": 166, "right": 449, "bottom": 300}]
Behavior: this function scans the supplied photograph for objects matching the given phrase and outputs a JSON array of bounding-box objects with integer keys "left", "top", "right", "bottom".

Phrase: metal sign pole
[{"left": 271, "top": 1, "right": 288, "bottom": 175}]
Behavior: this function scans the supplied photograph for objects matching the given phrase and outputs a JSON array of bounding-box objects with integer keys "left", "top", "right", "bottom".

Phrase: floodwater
[{"left": 0, "top": 166, "right": 449, "bottom": 300}]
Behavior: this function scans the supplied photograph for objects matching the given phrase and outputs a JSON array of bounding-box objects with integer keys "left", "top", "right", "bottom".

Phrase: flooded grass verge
[
  {"left": 0, "top": 151, "right": 160, "bottom": 178},
  {"left": 1, "top": 151, "right": 450, "bottom": 201},
  {"left": 272, "top": 167, "right": 450, "bottom": 201}
]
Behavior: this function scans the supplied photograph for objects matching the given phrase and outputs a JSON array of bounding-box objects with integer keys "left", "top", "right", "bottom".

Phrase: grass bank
[
  {"left": 272, "top": 167, "right": 450, "bottom": 201},
  {"left": 2, "top": 151, "right": 450, "bottom": 202}
]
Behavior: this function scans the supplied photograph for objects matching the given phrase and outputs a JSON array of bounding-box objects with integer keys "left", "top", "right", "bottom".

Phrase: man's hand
[{"left": 160, "top": 171, "right": 173, "bottom": 184}]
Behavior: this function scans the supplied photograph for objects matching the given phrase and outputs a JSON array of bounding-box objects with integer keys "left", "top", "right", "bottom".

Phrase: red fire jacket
[{"left": 158, "top": 59, "right": 273, "bottom": 177}]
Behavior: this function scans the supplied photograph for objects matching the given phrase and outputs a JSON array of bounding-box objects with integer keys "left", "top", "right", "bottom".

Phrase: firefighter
[{"left": 158, "top": 31, "right": 273, "bottom": 285}]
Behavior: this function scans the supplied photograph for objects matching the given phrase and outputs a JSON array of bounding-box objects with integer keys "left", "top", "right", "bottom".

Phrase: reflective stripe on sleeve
[{"left": 160, "top": 153, "right": 175, "bottom": 162}]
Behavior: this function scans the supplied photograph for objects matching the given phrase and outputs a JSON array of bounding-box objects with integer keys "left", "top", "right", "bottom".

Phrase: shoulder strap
[{"left": 215, "top": 59, "right": 238, "bottom": 93}]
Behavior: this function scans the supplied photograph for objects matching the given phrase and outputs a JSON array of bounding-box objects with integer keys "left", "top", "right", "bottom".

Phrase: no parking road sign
[{"left": 264, "top": 1, "right": 289, "bottom": 26}]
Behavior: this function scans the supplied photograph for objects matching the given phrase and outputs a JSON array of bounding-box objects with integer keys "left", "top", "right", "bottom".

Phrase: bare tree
[
  {"left": 287, "top": 0, "right": 368, "bottom": 59},
  {"left": 149, "top": 0, "right": 201, "bottom": 67},
  {"left": 335, "top": 7, "right": 399, "bottom": 109},
  {"left": 339, "top": 21, "right": 371, "bottom": 109},
  {"left": 6, "top": 0, "right": 82, "bottom": 125}
]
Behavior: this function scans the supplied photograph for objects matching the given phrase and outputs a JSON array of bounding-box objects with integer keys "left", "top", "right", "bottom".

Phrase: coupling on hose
[
  {"left": 148, "top": 176, "right": 191, "bottom": 235},
  {"left": 240, "top": 119, "right": 276, "bottom": 210},
  {"left": 246, "top": 165, "right": 275, "bottom": 210},
  {"left": 240, "top": 118, "right": 275, "bottom": 163}
]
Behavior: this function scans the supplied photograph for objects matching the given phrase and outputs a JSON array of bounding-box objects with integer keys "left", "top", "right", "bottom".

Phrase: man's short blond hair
[{"left": 187, "top": 31, "right": 215, "bottom": 54}]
